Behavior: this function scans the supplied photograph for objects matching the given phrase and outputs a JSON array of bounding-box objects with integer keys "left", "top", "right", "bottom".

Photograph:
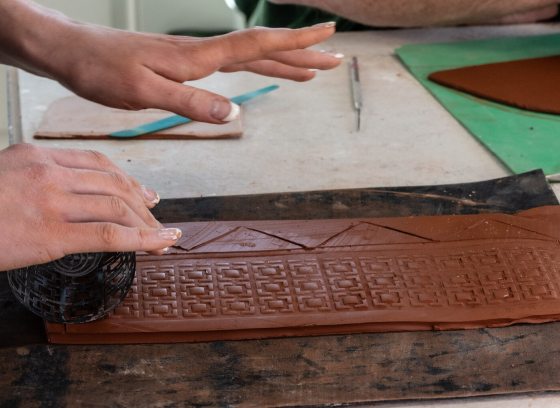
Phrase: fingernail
[
  {"left": 158, "top": 228, "right": 182, "bottom": 241},
  {"left": 141, "top": 185, "right": 160, "bottom": 205},
  {"left": 162, "top": 247, "right": 170, "bottom": 254},
  {"left": 308, "top": 68, "right": 319, "bottom": 72},
  {"left": 211, "top": 100, "right": 240, "bottom": 122},
  {"left": 314, "top": 21, "right": 336, "bottom": 28},
  {"left": 319, "top": 50, "right": 343, "bottom": 58}
]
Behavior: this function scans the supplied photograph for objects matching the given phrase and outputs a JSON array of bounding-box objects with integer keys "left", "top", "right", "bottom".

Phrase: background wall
[
  {"left": 0, "top": 0, "right": 242, "bottom": 147},
  {"left": 35, "top": 0, "right": 244, "bottom": 32},
  {"left": 138, "top": 0, "right": 244, "bottom": 33},
  {"left": 0, "top": 0, "right": 126, "bottom": 148},
  {"left": 35, "top": 0, "right": 126, "bottom": 27},
  {"left": 0, "top": 66, "right": 7, "bottom": 149}
]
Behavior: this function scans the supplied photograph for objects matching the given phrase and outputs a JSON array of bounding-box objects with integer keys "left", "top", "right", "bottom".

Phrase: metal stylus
[{"left": 349, "top": 56, "right": 363, "bottom": 131}]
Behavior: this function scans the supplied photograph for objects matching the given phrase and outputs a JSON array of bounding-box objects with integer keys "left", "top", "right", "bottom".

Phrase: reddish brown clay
[
  {"left": 429, "top": 56, "right": 560, "bottom": 114},
  {"left": 47, "top": 206, "right": 560, "bottom": 344}
]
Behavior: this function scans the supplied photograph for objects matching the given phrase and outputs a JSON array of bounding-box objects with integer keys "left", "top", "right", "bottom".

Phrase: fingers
[
  {"left": 137, "top": 75, "right": 238, "bottom": 123},
  {"left": 266, "top": 49, "right": 344, "bottom": 70},
  {"left": 60, "top": 223, "right": 182, "bottom": 254},
  {"left": 58, "top": 193, "right": 154, "bottom": 229},
  {"left": 141, "top": 39, "right": 344, "bottom": 121},
  {"left": 43, "top": 147, "right": 166, "bottom": 242},
  {"left": 206, "top": 23, "right": 336, "bottom": 68},
  {"left": 47, "top": 147, "right": 160, "bottom": 207},
  {"left": 59, "top": 176, "right": 160, "bottom": 229},
  {"left": 62, "top": 168, "right": 160, "bottom": 225},
  {"left": 220, "top": 50, "right": 343, "bottom": 81},
  {"left": 48, "top": 147, "right": 126, "bottom": 173},
  {"left": 221, "top": 60, "right": 317, "bottom": 82}
]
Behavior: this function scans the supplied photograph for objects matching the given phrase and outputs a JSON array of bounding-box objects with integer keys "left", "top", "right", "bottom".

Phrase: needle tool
[{"left": 349, "top": 56, "right": 363, "bottom": 131}]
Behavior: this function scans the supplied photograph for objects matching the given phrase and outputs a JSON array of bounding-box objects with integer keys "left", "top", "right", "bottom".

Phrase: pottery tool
[
  {"left": 109, "top": 85, "right": 279, "bottom": 138},
  {"left": 8, "top": 252, "right": 135, "bottom": 324},
  {"left": 349, "top": 56, "right": 363, "bottom": 131}
]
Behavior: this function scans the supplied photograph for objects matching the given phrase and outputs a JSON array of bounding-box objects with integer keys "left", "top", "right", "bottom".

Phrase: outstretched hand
[
  {"left": 0, "top": 144, "right": 181, "bottom": 271},
  {"left": 54, "top": 24, "right": 341, "bottom": 123},
  {"left": 0, "top": 0, "right": 341, "bottom": 123}
]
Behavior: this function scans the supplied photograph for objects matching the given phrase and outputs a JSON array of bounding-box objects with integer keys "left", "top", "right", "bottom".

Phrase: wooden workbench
[{"left": 6, "top": 25, "right": 560, "bottom": 407}]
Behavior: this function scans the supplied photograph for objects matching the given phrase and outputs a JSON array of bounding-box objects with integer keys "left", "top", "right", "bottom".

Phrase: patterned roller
[{"left": 7, "top": 252, "right": 136, "bottom": 323}]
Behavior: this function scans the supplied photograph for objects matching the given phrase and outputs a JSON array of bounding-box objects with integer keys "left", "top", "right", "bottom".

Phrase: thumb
[{"left": 141, "top": 76, "right": 240, "bottom": 124}]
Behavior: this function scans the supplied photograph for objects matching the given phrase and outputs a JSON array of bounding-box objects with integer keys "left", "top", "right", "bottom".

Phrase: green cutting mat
[{"left": 397, "top": 33, "right": 560, "bottom": 175}]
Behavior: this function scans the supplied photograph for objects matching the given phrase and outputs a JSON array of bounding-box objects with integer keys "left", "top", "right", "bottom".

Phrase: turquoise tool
[{"left": 109, "top": 85, "right": 280, "bottom": 138}]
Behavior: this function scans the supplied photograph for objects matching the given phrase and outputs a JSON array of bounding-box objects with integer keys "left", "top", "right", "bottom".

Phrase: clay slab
[
  {"left": 47, "top": 206, "right": 560, "bottom": 344},
  {"left": 429, "top": 55, "right": 560, "bottom": 115}
]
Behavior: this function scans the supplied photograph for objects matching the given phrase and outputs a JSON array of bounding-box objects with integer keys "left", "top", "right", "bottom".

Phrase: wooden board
[
  {"left": 33, "top": 96, "right": 243, "bottom": 140},
  {"left": 2, "top": 326, "right": 560, "bottom": 407},
  {"left": 2, "top": 171, "right": 560, "bottom": 407}
]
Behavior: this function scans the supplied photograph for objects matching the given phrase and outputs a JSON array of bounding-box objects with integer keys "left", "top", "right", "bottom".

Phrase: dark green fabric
[
  {"left": 236, "top": 1, "right": 560, "bottom": 29},
  {"left": 235, "top": 0, "right": 368, "bottom": 31}
]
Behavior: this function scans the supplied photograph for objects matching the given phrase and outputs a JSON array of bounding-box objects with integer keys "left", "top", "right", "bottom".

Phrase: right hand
[{"left": 0, "top": 144, "right": 181, "bottom": 271}]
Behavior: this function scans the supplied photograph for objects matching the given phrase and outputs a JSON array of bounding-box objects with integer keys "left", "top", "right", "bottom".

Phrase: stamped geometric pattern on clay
[
  {"left": 109, "top": 246, "right": 560, "bottom": 320},
  {"left": 46, "top": 206, "right": 560, "bottom": 344}
]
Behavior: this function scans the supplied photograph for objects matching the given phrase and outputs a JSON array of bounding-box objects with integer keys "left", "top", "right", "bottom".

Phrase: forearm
[
  {"left": 0, "top": 0, "right": 75, "bottom": 77},
  {"left": 273, "top": 0, "right": 558, "bottom": 26}
]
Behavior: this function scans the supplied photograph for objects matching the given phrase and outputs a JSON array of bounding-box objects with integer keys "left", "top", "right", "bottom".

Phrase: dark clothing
[
  {"left": 235, "top": 0, "right": 368, "bottom": 30},
  {"left": 236, "top": 1, "right": 560, "bottom": 29}
]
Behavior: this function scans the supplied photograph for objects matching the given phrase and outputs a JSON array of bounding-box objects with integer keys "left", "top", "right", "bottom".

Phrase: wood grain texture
[
  {"left": 33, "top": 96, "right": 243, "bottom": 140},
  {"left": 3, "top": 326, "right": 560, "bottom": 407}
]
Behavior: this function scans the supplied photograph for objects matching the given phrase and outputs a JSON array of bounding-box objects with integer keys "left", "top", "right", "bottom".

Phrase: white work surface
[{"left": 18, "top": 24, "right": 560, "bottom": 408}]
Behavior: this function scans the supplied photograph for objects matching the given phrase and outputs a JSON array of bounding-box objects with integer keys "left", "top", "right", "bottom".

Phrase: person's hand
[
  {"left": 0, "top": 144, "right": 181, "bottom": 271},
  {"left": 48, "top": 24, "right": 341, "bottom": 123},
  {"left": 2, "top": 0, "right": 341, "bottom": 124}
]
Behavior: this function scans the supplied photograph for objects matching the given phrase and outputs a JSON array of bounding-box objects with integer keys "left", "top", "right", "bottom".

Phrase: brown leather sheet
[
  {"left": 429, "top": 55, "right": 560, "bottom": 114},
  {"left": 47, "top": 205, "right": 560, "bottom": 344}
]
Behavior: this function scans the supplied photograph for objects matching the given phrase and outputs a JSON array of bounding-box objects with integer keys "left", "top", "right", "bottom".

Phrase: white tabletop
[{"left": 17, "top": 23, "right": 560, "bottom": 407}]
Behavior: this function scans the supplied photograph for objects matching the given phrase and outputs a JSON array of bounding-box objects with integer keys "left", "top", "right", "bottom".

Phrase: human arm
[
  {"left": 0, "top": 144, "right": 183, "bottom": 271},
  {"left": 0, "top": 0, "right": 341, "bottom": 123},
  {"left": 268, "top": 0, "right": 559, "bottom": 27}
]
